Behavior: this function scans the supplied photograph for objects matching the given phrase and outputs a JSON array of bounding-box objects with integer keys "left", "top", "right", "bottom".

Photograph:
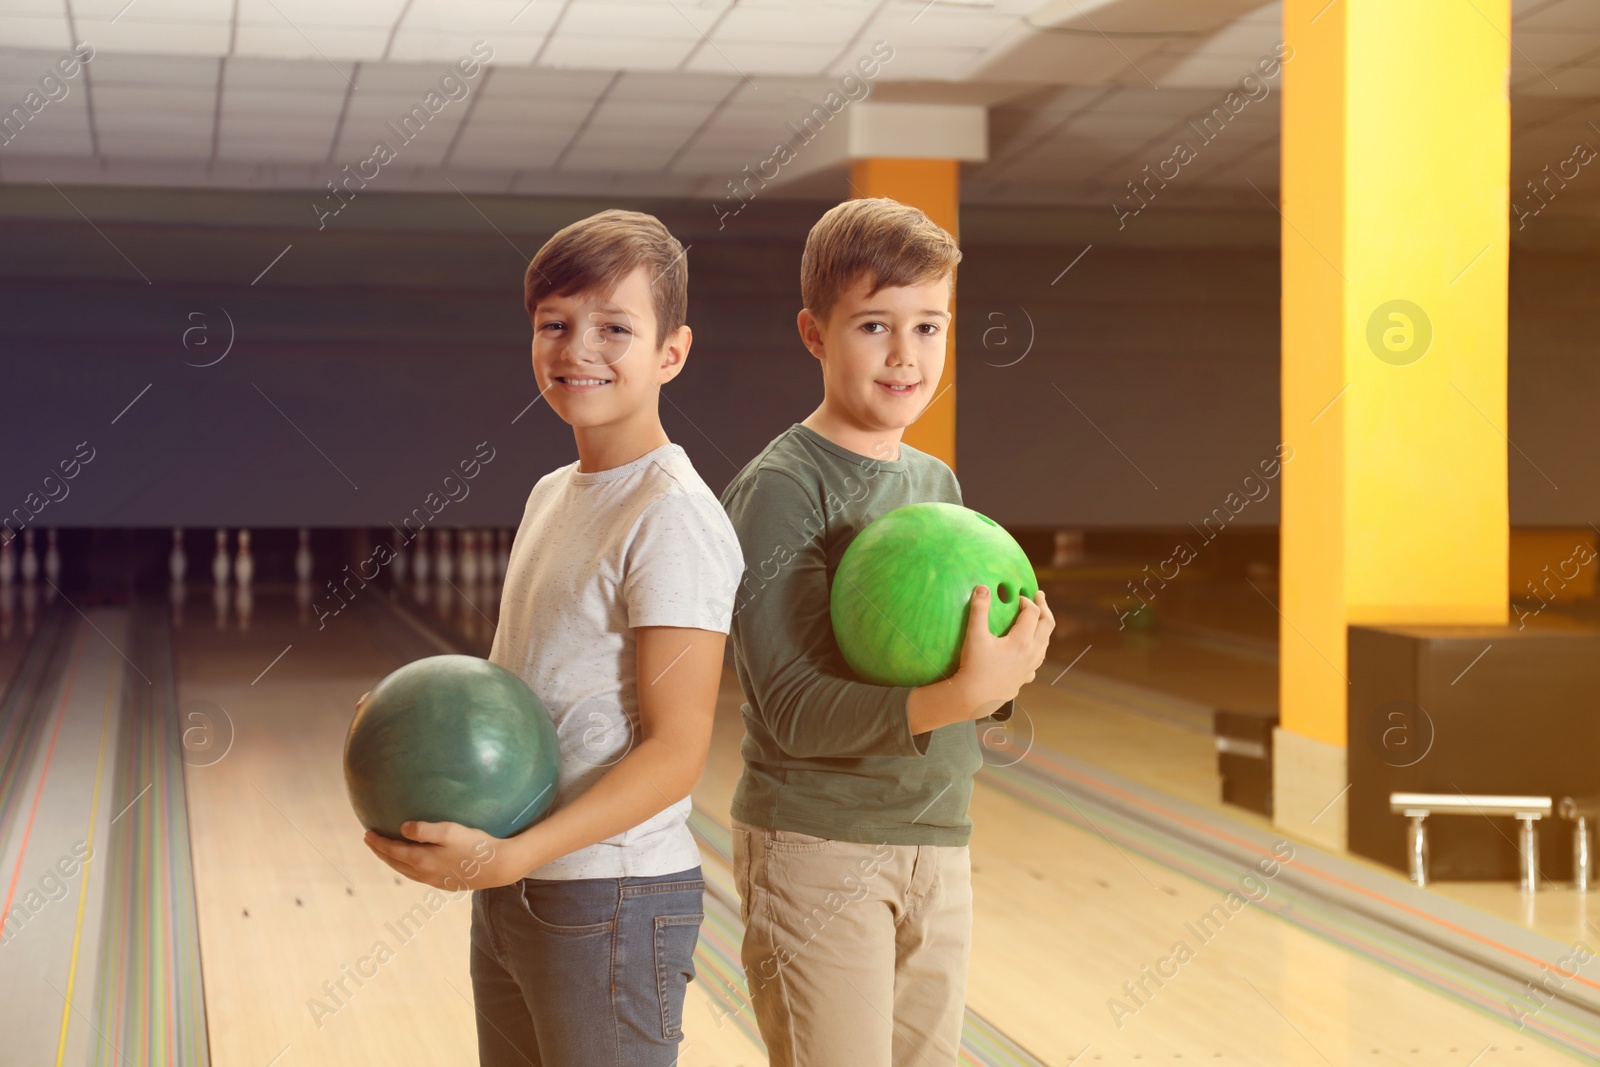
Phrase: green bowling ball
[
  {"left": 830, "top": 502, "right": 1039, "bottom": 687},
  {"left": 344, "top": 654, "right": 560, "bottom": 841}
]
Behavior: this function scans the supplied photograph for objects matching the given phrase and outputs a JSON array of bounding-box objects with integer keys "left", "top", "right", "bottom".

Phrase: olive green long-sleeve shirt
[{"left": 720, "top": 422, "right": 992, "bottom": 846}]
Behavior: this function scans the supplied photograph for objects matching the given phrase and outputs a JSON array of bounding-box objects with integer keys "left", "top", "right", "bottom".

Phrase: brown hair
[
  {"left": 801, "top": 197, "right": 961, "bottom": 321},
  {"left": 523, "top": 209, "right": 687, "bottom": 346}
]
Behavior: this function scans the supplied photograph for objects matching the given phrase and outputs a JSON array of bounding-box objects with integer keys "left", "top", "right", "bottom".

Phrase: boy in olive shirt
[{"left": 719, "top": 198, "right": 1055, "bottom": 1066}]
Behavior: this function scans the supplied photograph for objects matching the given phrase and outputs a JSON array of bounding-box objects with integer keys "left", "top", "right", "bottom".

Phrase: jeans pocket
[
  {"left": 766, "top": 826, "right": 834, "bottom": 854},
  {"left": 517, "top": 879, "right": 615, "bottom": 936},
  {"left": 653, "top": 912, "right": 703, "bottom": 1040}
]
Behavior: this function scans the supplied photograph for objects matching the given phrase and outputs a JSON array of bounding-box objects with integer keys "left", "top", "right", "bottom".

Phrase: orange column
[
  {"left": 850, "top": 158, "right": 960, "bottom": 470},
  {"left": 1277, "top": 0, "right": 1510, "bottom": 848}
]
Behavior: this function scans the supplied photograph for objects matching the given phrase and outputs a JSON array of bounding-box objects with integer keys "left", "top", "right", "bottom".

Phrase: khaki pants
[{"left": 730, "top": 820, "right": 972, "bottom": 1067}]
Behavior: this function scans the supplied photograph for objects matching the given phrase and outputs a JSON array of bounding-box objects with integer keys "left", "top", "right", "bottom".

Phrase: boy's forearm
[
  {"left": 907, "top": 675, "right": 989, "bottom": 734},
  {"left": 508, "top": 736, "right": 703, "bottom": 877}
]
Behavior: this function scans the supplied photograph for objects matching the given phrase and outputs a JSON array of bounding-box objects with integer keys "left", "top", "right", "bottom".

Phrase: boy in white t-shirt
[{"left": 364, "top": 210, "right": 744, "bottom": 1065}]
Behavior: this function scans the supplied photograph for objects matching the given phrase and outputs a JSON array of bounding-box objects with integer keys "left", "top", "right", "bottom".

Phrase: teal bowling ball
[
  {"left": 344, "top": 654, "right": 560, "bottom": 841},
  {"left": 830, "top": 502, "right": 1039, "bottom": 687}
]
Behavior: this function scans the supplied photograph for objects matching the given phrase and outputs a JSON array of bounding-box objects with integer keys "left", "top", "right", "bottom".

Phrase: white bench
[{"left": 1389, "top": 792, "right": 1553, "bottom": 892}]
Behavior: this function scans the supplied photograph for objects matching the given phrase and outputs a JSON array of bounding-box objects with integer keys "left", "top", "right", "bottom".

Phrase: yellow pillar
[
  {"left": 850, "top": 158, "right": 960, "bottom": 470},
  {"left": 1278, "top": 0, "right": 1510, "bottom": 844}
]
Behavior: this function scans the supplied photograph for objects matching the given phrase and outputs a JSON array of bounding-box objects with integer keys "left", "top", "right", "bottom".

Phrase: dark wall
[
  {"left": 953, "top": 237, "right": 1281, "bottom": 528},
  {"left": 0, "top": 185, "right": 817, "bottom": 531},
  {"left": 0, "top": 183, "right": 1590, "bottom": 531}
]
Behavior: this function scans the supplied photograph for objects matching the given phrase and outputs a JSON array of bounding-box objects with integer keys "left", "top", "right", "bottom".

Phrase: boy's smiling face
[
  {"left": 530, "top": 264, "right": 688, "bottom": 431},
  {"left": 800, "top": 270, "right": 951, "bottom": 440}
]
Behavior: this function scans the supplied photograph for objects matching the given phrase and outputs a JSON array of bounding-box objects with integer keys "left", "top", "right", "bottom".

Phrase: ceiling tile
[
  {"left": 228, "top": 115, "right": 341, "bottom": 140},
  {"left": 873, "top": 46, "right": 988, "bottom": 80},
  {"left": 0, "top": 15, "right": 73, "bottom": 50},
  {"left": 74, "top": 17, "right": 232, "bottom": 54},
  {"left": 559, "top": 3, "right": 715, "bottom": 40},
  {"left": 404, "top": 0, "right": 562, "bottom": 34},
  {"left": 559, "top": 142, "right": 677, "bottom": 172},
  {"left": 539, "top": 34, "right": 696, "bottom": 71},
  {"left": 215, "top": 135, "right": 331, "bottom": 161},
  {"left": 470, "top": 96, "right": 596, "bottom": 124},
  {"left": 860, "top": 10, "right": 1020, "bottom": 51},
  {"left": 385, "top": 30, "right": 546, "bottom": 64},
  {"left": 231, "top": 23, "right": 391, "bottom": 61},
  {"left": 89, "top": 53, "right": 220, "bottom": 85},
  {"left": 225, "top": 56, "right": 354, "bottom": 92},
  {"left": 93, "top": 0, "right": 227, "bottom": 18},
  {"left": 588, "top": 99, "right": 718, "bottom": 128},
  {"left": 682, "top": 40, "right": 835, "bottom": 76},
  {"left": 481, "top": 67, "right": 617, "bottom": 98},
  {"left": 96, "top": 111, "right": 214, "bottom": 137},
  {"left": 236, "top": 0, "right": 409, "bottom": 28},
  {"left": 611, "top": 71, "right": 740, "bottom": 103},
  {"left": 97, "top": 135, "right": 217, "bottom": 158},
  {"left": 0, "top": 129, "right": 94, "bottom": 154},
  {"left": 712, "top": 4, "right": 872, "bottom": 46},
  {"left": 93, "top": 85, "right": 217, "bottom": 112}
]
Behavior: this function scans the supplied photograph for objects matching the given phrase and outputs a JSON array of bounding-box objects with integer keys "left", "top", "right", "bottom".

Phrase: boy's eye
[
  {"left": 538, "top": 321, "right": 565, "bottom": 333},
  {"left": 916, "top": 322, "right": 941, "bottom": 335},
  {"left": 861, "top": 322, "right": 887, "bottom": 334}
]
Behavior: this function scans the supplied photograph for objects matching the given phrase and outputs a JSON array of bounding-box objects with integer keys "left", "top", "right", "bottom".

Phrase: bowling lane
[
  {"left": 960, "top": 781, "right": 1583, "bottom": 1064},
  {"left": 0, "top": 610, "right": 124, "bottom": 1066},
  {"left": 176, "top": 591, "right": 764, "bottom": 1067},
  {"left": 692, "top": 672, "right": 1588, "bottom": 1065}
]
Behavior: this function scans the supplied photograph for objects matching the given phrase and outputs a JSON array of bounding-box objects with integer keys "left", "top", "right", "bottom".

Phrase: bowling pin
[
  {"left": 213, "top": 582, "right": 229, "bottom": 630},
  {"left": 460, "top": 530, "right": 479, "bottom": 585},
  {"left": 212, "top": 529, "right": 230, "bottom": 587},
  {"left": 413, "top": 529, "right": 430, "bottom": 584},
  {"left": 295, "top": 527, "right": 313, "bottom": 582},
  {"left": 1051, "top": 529, "right": 1085, "bottom": 568},
  {"left": 170, "top": 527, "right": 188, "bottom": 583},
  {"left": 295, "top": 576, "right": 312, "bottom": 625},
  {"left": 22, "top": 581, "right": 37, "bottom": 635},
  {"left": 20, "top": 529, "right": 38, "bottom": 584},
  {"left": 43, "top": 528, "right": 60, "bottom": 585},
  {"left": 391, "top": 536, "right": 408, "bottom": 589},
  {"left": 436, "top": 529, "right": 454, "bottom": 584},
  {"left": 235, "top": 529, "right": 254, "bottom": 589},
  {"left": 237, "top": 585, "right": 253, "bottom": 631},
  {"left": 170, "top": 578, "right": 186, "bottom": 628},
  {"left": 0, "top": 534, "right": 14, "bottom": 586}
]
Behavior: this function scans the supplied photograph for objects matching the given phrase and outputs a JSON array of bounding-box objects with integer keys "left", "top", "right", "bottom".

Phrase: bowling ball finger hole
[{"left": 997, "top": 582, "right": 1015, "bottom": 603}]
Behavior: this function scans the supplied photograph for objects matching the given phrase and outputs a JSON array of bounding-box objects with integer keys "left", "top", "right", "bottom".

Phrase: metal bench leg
[
  {"left": 1407, "top": 814, "right": 1429, "bottom": 887},
  {"left": 1519, "top": 816, "right": 1540, "bottom": 893},
  {"left": 1577, "top": 817, "right": 1592, "bottom": 893}
]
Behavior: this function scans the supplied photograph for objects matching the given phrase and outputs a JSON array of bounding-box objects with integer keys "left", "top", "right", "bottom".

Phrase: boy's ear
[
  {"left": 657, "top": 323, "right": 692, "bottom": 384},
  {"left": 797, "top": 308, "right": 826, "bottom": 361}
]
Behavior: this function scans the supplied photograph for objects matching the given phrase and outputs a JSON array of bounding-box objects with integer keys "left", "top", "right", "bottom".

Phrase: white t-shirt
[{"left": 489, "top": 442, "right": 744, "bottom": 880}]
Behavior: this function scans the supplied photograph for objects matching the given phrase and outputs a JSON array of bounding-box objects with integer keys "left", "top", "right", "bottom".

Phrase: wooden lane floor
[
  {"left": 174, "top": 592, "right": 764, "bottom": 1067},
  {"left": 1023, "top": 640, "right": 1600, "bottom": 965},
  {"left": 695, "top": 665, "right": 1590, "bottom": 1064}
]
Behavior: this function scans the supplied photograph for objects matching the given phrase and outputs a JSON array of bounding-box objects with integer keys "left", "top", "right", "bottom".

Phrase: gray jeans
[{"left": 470, "top": 867, "right": 705, "bottom": 1066}]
